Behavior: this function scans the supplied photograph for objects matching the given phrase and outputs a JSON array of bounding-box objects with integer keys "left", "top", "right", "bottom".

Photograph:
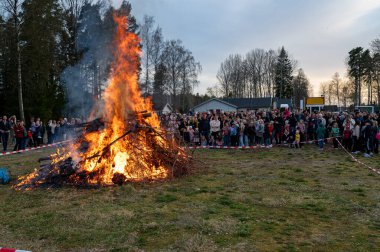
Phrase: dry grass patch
[{"left": 0, "top": 145, "right": 379, "bottom": 251}]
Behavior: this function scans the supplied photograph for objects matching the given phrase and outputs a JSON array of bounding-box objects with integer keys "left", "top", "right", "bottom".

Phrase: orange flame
[
  {"left": 71, "top": 14, "right": 169, "bottom": 184},
  {"left": 14, "top": 12, "right": 189, "bottom": 190}
]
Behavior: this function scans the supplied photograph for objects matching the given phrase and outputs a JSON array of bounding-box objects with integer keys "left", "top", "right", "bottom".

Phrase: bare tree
[
  {"left": 160, "top": 40, "right": 201, "bottom": 110},
  {"left": 216, "top": 58, "right": 233, "bottom": 97},
  {"left": 370, "top": 38, "right": 380, "bottom": 54},
  {"left": 60, "top": 0, "right": 85, "bottom": 19},
  {"left": 340, "top": 80, "right": 354, "bottom": 108},
  {"left": 217, "top": 49, "right": 278, "bottom": 98},
  {"left": 140, "top": 15, "right": 155, "bottom": 96},
  {"left": 206, "top": 84, "right": 221, "bottom": 98},
  {"left": 319, "top": 82, "right": 329, "bottom": 103},
  {"left": 331, "top": 72, "right": 341, "bottom": 106}
]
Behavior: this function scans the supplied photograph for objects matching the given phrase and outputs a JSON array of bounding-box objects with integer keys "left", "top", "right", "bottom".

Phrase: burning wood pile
[{"left": 14, "top": 14, "right": 191, "bottom": 190}]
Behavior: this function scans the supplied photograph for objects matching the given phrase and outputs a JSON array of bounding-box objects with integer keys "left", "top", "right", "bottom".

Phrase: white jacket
[{"left": 210, "top": 119, "right": 220, "bottom": 132}]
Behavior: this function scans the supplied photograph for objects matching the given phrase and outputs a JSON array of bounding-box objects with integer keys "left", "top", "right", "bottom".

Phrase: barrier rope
[
  {"left": 0, "top": 247, "right": 31, "bottom": 252},
  {"left": 185, "top": 136, "right": 340, "bottom": 149},
  {"left": 2, "top": 136, "right": 379, "bottom": 176},
  {"left": 335, "top": 138, "right": 380, "bottom": 175},
  {"left": 0, "top": 140, "right": 71, "bottom": 157}
]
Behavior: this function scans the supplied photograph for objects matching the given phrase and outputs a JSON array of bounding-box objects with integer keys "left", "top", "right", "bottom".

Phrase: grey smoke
[{"left": 61, "top": 4, "right": 114, "bottom": 120}]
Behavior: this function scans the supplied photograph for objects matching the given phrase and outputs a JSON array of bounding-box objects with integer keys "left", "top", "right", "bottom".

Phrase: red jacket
[{"left": 14, "top": 125, "right": 25, "bottom": 138}]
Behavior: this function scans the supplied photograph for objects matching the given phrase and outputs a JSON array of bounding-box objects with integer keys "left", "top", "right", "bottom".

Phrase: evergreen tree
[
  {"left": 274, "top": 46, "right": 293, "bottom": 98},
  {"left": 20, "top": 0, "right": 65, "bottom": 119},
  {"left": 292, "top": 68, "right": 309, "bottom": 108},
  {"left": 347, "top": 47, "right": 366, "bottom": 106},
  {"left": 0, "top": 16, "right": 5, "bottom": 98},
  {"left": 152, "top": 62, "right": 167, "bottom": 106}
]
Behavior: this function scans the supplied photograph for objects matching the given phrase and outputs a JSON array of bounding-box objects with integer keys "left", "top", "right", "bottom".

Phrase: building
[
  {"left": 223, "top": 97, "right": 292, "bottom": 111},
  {"left": 192, "top": 97, "right": 292, "bottom": 113},
  {"left": 192, "top": 98, "right": 237, "bottom": 113},
  {"left": 153, "top": 102, "right": 173, "bottom": 115}
]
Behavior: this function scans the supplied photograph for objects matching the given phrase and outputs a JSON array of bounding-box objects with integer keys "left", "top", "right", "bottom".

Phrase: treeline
[
  {"left": 320, "top": 38, "right": 380, "bottom": 107},
  {"left": 214, "top": 46, "right": 311, "bottom": 107},
  {"left": 0, "top": 0, "right": 202, "bottom": 120},
  {"left": 139, "top": 16, "right": 201, "bottom": 112}
]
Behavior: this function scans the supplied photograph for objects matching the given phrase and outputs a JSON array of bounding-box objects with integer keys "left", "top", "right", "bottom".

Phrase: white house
[
  {"left": 162, "top": 103, "right": 173, "bottom": 114},
  {"left": 192, "top": 98, "right": 237, "bottom": 113},
  {"left": 153, "top": 102, "right": 173, "bottom": 115}
]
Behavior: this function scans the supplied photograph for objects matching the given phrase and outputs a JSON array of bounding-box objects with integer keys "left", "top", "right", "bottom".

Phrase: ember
[{"left": 14, "top": 13, "right": 191, "bottom": 190}]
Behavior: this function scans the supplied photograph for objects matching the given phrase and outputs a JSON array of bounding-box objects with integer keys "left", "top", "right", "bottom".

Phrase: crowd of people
[
  {"left": 2, "top": 109, "right": 380, "bottom": 158},
  {"left": 160, "top": 109, "right": 380, "bottom": 157},
  {"left": 0, "top": 116, "right": 83, "bottom": 152}
]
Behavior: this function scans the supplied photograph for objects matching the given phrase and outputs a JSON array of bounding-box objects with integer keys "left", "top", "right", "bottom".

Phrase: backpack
[
  {"left": 230, "top": 127, "right": 237, "bottom": 136},
  {"left": 0, "top": 168, "right": 10, "bottom": 184}
]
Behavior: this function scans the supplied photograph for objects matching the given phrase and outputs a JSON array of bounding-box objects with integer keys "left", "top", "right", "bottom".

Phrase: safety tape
[
  {"left": 0, "top": 248, "right": 31, "bottom": 252},
  {"left": 185, "top": 137, "right": 341, "bottom": 149},
  {"left": 0, "top": 140, "right": 71, "bottom": 157},
  {"left": 336, "top": 138, "right": 380, "bottom": 175}
]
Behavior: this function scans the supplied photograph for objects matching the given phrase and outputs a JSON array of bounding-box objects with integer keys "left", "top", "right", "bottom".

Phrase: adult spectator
[
  {"left": 0, "top": 116, "right": 11, "bottom": 152},
  {"left": 362, "top": 120, "right": 373, "bottom": 157},
  {"left": 13, "top": 120, "right": 26, "bottom": 151},
  {"left": 210, "top": 115, "right": 220, "bottom": 146},
  {"left": 198, "top": 113, "right": 210, "bottom": 145}
]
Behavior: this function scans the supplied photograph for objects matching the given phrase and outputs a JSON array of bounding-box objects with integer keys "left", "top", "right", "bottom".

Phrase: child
[
  {"left": 316, "top": 123, "right": 326, "bottom": 150},
  {"left": 294, "top": 129, "right": 300, "bottom": 148},
  {"left": 342, "top": 121, "right": 352, "bottom": 151},
  {"left": 264, "top": 122, "right": 272, "bottom": 148},
  {"left": 188, "top": 126, "right": 195, "bottom": 144},
  {"left": 216, "top": 132, "right": 223, "bottom": 146},
  {"left": 201, "top": 135, "right": 208, "bottom": 147},
  {"left": 193, "top": 128, "right": 200, "bottom": 146},
  {"left": 288, "top": 130, "right": 295, "bottom": 148},
  {"left": 230, "top": 123, "right": 238, "bottom": 147},
  {"left": 222, "top": 122, "right": 230, "bottom": 146},
  {"left": 283, "top": 123, "right": 290, "bottom": 143},
  {"left": 331, "top": 122, "right": 340, "bottom": 149}
]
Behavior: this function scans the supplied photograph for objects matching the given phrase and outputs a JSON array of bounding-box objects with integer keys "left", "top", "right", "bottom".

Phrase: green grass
[{"left": 0, "top": 146, "right": 379, "bottom": 251}]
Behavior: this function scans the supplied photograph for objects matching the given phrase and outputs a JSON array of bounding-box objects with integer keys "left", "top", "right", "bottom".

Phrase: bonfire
[{"left": 15, "top": 14, "right": 191, "bottom": 190}]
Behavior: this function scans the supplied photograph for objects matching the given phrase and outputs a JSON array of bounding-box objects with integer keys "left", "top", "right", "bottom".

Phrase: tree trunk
[
  {"left": 358, "top": 76, "right": 361, "bottom": 105},
  {"left": 15, "top": 14, "right": 24, "bottom": 122},
  {"left": 377, "top": 80, "right": 380, "bottom": 105},
  {"left": 368, "top": 81, "right": 371, "bottom": 105}
]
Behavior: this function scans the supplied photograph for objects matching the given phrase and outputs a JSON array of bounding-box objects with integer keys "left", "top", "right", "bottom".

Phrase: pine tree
[
  {"left": 347, "top": 47, "right": 366, "bottom": 106},
  {"left": 21, "top": 0, "right": 66, "bottom": 119},
  {"left": 274, "top": 46, "right": 293, "bottom": 98},
  {"left": 292, "top": 68, "right": 309, "bottom": 108}
]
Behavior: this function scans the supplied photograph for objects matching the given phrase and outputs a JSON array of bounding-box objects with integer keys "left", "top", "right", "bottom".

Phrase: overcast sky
[{"left": 114, "top": 0, "right": 380, "bottom": 96}]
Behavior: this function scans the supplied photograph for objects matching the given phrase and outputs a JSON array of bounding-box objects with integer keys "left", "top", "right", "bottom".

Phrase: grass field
[{"left": 0, "top": 145, "right": 379, "bottom": 251}]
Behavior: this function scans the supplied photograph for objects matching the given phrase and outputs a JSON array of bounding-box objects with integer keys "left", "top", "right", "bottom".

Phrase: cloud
[{"left": 112, "top": 0, "right": 380, "bottom": 95}]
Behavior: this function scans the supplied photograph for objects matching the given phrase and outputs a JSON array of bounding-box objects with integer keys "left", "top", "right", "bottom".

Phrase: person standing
[
  {"left": 199, "top": 113, "right": 210, "bottom": 145},
  {"left": 9, "top": 115, "right": 16, "bottom": 145},
  {"left": 362, "top": 120, "right": 373, "bottom": 157},
  {"left": 230, "top": 123, "right": 238, "bottom": 147},
  {"left": 13, "top": 121, "right": 26, "bottom": 151},
  {"left": 0, "top": 116, "right": 11, "bottom": 152},
  {"left": 222, "top": 122, "right": 230, "bottom": 146},
  {"left": 330, "top": 122, "right": 340, "bottom": 149},
  {"left": 316, "top": 122, "right": 326, "bottom": 150},
  {"left": 351, "top": 121, "right": 361, "bottom": 154},
  {"left": 210, "top": 115, "right": 221, "bottom": 146},
  {"left": 255, "top": 119, "right": 264, "bottom": 146}
]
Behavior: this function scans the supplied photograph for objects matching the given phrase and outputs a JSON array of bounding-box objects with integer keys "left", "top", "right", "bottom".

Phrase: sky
[{"left": 114, "top": 0, "right": 380, "bottom": 96}]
